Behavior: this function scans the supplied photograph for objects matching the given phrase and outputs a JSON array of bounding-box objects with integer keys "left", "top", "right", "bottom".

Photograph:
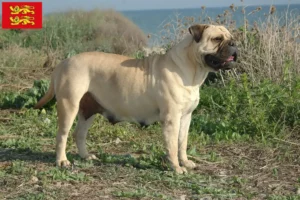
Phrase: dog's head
[{"left": 189, "top": 24, "right": 238, "bottom": 71}]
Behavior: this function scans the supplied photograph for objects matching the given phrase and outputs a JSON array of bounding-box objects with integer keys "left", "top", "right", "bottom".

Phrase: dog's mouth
[{"left": 205, "top": 52, "right": 238, "bottom": 70}]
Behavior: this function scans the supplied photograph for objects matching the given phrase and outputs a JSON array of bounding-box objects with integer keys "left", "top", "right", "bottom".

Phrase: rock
[
  {"left": 30, "top": 176, "right": 39, "bottom": 184},
  {"left": 115, "top": 138, "right": 122, "bottom": 144}
]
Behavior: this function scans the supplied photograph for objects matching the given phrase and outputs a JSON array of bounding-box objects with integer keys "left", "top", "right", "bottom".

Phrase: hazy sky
[{"left": 1, "top": 0, "right": 299, "bottom": 12}]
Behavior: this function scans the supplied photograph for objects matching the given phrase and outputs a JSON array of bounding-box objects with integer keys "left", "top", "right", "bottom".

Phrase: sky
[{"left": 1, "top": 0, "right": 299, "bottom": 12}]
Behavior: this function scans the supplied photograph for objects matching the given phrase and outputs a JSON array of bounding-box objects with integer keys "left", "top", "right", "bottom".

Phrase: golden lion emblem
[
  {"left": 10, "top": 16, "right": 35, "bottom": 26},
  {"left": 10, "top": 5, "right": 35, "bottom": 15}
]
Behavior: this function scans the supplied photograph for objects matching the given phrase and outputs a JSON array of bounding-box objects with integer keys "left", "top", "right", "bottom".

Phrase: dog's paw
[
  {"left": 174, "top": 166, "right": 188, "bottom": 174},
  {"left": 181, "top": 160, "right": 197, "bottom": 169},
  {"left": 56, "top": 160, "right": 71, "bottom": 167},
  {"left": 84, "top": 154, "right": 98, "bottom": 160}
]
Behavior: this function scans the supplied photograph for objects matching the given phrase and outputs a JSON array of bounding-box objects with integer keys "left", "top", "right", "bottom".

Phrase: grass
[
  {"left": 1, "top": 4, "right": 300, "bottom": 200},
  {"left": 0, "top": 9, "right": 147, "bottom": 91},
  {"left": 0, "top": 10, "right": 147, "bottom": 55},
  {"left": 1, "top": 78, "right": 300, "bottom": 199}
]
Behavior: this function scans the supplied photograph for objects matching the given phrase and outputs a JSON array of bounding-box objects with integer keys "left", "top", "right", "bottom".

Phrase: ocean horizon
[
  {"left": 1, "top": 3, "right": 299, "bottom": 46},
  {"left": 121, "top": 4, "right": 300, "bottom": 46}
]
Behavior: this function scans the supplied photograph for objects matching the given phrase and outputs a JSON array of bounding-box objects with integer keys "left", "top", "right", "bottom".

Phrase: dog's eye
[{"left": 213, "top": 37, "right": 223, "bottom": 42}]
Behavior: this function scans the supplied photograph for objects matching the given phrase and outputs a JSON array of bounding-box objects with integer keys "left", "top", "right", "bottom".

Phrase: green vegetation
[
  {"left": 0, "top": 9, "right": 147, "bottom": 90},
  {"left": 0, "top": 10, "right": 146, "bottom": 55},
  {"left": 0, "top": 80, "right": 53, "bottom": 109},
  {"left": 1, "top": 5, "right": 300, "bottom": 200},
  {"left": 192, "top": 75, "right": 300, "bottom": 142}
]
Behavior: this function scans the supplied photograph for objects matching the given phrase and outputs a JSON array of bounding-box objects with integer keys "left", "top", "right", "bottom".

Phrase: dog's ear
[{"left": 188, "top": 24, "right": 209, "bottom": 43}]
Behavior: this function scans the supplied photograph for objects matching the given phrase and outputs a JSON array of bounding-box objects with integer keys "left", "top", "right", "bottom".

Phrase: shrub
[
  {"left": 0, "top": 9, "right": 147, "bottom": 90},
  {"left": 94, "top": 10, "right": 148, "bottom": 55},
  {"left": 0, "top": 9, "right": 147, "bottom": 58},
  {"left": 0, "top": 80, "right": 55, "bottom": 109},
  {"left": 190, "top": 74, "right": 300, "bottom": 142},
  {"left": 158, "top": 4, "right": 300, "bottom": 83}
]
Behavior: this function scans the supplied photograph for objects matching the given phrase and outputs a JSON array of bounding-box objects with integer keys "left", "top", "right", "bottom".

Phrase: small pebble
[{"left": 30, "top": 176, "right": 39, "bottom": 184}]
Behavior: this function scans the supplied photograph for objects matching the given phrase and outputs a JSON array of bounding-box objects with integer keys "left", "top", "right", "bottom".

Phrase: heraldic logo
[{"left": 2, "top": 2, "right": 42, "bottom": 29}]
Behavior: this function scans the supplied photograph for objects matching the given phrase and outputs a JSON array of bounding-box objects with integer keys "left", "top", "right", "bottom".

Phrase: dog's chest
[{"left": 181, "top": 86, "right": 200, "bottom": 114}]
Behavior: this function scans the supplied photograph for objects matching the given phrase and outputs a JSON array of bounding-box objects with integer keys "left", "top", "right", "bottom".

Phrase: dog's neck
[{"left": 167, "top": 35, "right": 210, "bottom": 86}]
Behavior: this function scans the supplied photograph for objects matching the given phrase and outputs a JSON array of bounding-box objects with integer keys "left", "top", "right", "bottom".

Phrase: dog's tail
[{"left": 34, "top": 78, "right": 55, "bottom": 109}]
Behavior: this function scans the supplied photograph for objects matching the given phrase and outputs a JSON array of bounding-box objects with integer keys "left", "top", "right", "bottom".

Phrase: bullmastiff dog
[{"left": 35, "top": 24, "right": 238, "bottom": 174}]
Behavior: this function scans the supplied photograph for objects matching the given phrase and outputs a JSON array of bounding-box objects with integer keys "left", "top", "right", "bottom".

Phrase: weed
[
  {"left": 189, "top": 75, "right": 300, "bottom": 143},
  {"left": 0, "top": 80, "right": 54, "bottom": 109},
  {"left": 17, "top": 193, "right": 46, "bottom": 200},
  {"left": 268, "top": 196, "right": 300, "bottom": 200},
  {"left": 113, "top": 189, "right": 171, "bottom": 199},
  {"left": 39, "top": 168, "right": 91, "bottom": 182}
]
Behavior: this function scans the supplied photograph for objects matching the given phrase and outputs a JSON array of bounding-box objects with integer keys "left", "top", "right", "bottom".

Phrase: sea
[{"left": 121, "top": 4, "right": 300, "bottom": 46}]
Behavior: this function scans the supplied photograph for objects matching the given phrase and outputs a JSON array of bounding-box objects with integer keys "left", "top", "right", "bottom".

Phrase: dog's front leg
[
  {"left": 178, "top": 113, "right": 196, "bottom": 169},
  {"left": 161, "top": 111, "right": 187, "bottom": 174}
]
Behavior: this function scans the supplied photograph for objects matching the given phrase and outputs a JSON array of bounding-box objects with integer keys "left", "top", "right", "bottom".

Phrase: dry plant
[
  {"left": 157, "top": 4, "right": 300, "bottom": 83},
  {"left": 95, "top": 10, "right": 147, "bottom": 55},
  {"left": 0, "top": 45, "right": 48, "bottom": 91},
  {"left": 235, "top": 6, "right": 300, "bottom": 83},
  {"left": 0, "top": 9, "right": 148, "bottom": 89}
]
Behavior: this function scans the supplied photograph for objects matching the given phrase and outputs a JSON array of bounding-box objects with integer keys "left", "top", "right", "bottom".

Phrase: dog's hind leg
[
  {"left": 73, "top": 113, "right": 97, "bottom": 160},
  {"left": 56, "top": 99, "right": 79, "bottom": 167}
]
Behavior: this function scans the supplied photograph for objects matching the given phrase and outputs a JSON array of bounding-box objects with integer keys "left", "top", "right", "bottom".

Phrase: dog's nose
[{"left": 228, "top": 40, "right": 236, "bottom": 47}]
